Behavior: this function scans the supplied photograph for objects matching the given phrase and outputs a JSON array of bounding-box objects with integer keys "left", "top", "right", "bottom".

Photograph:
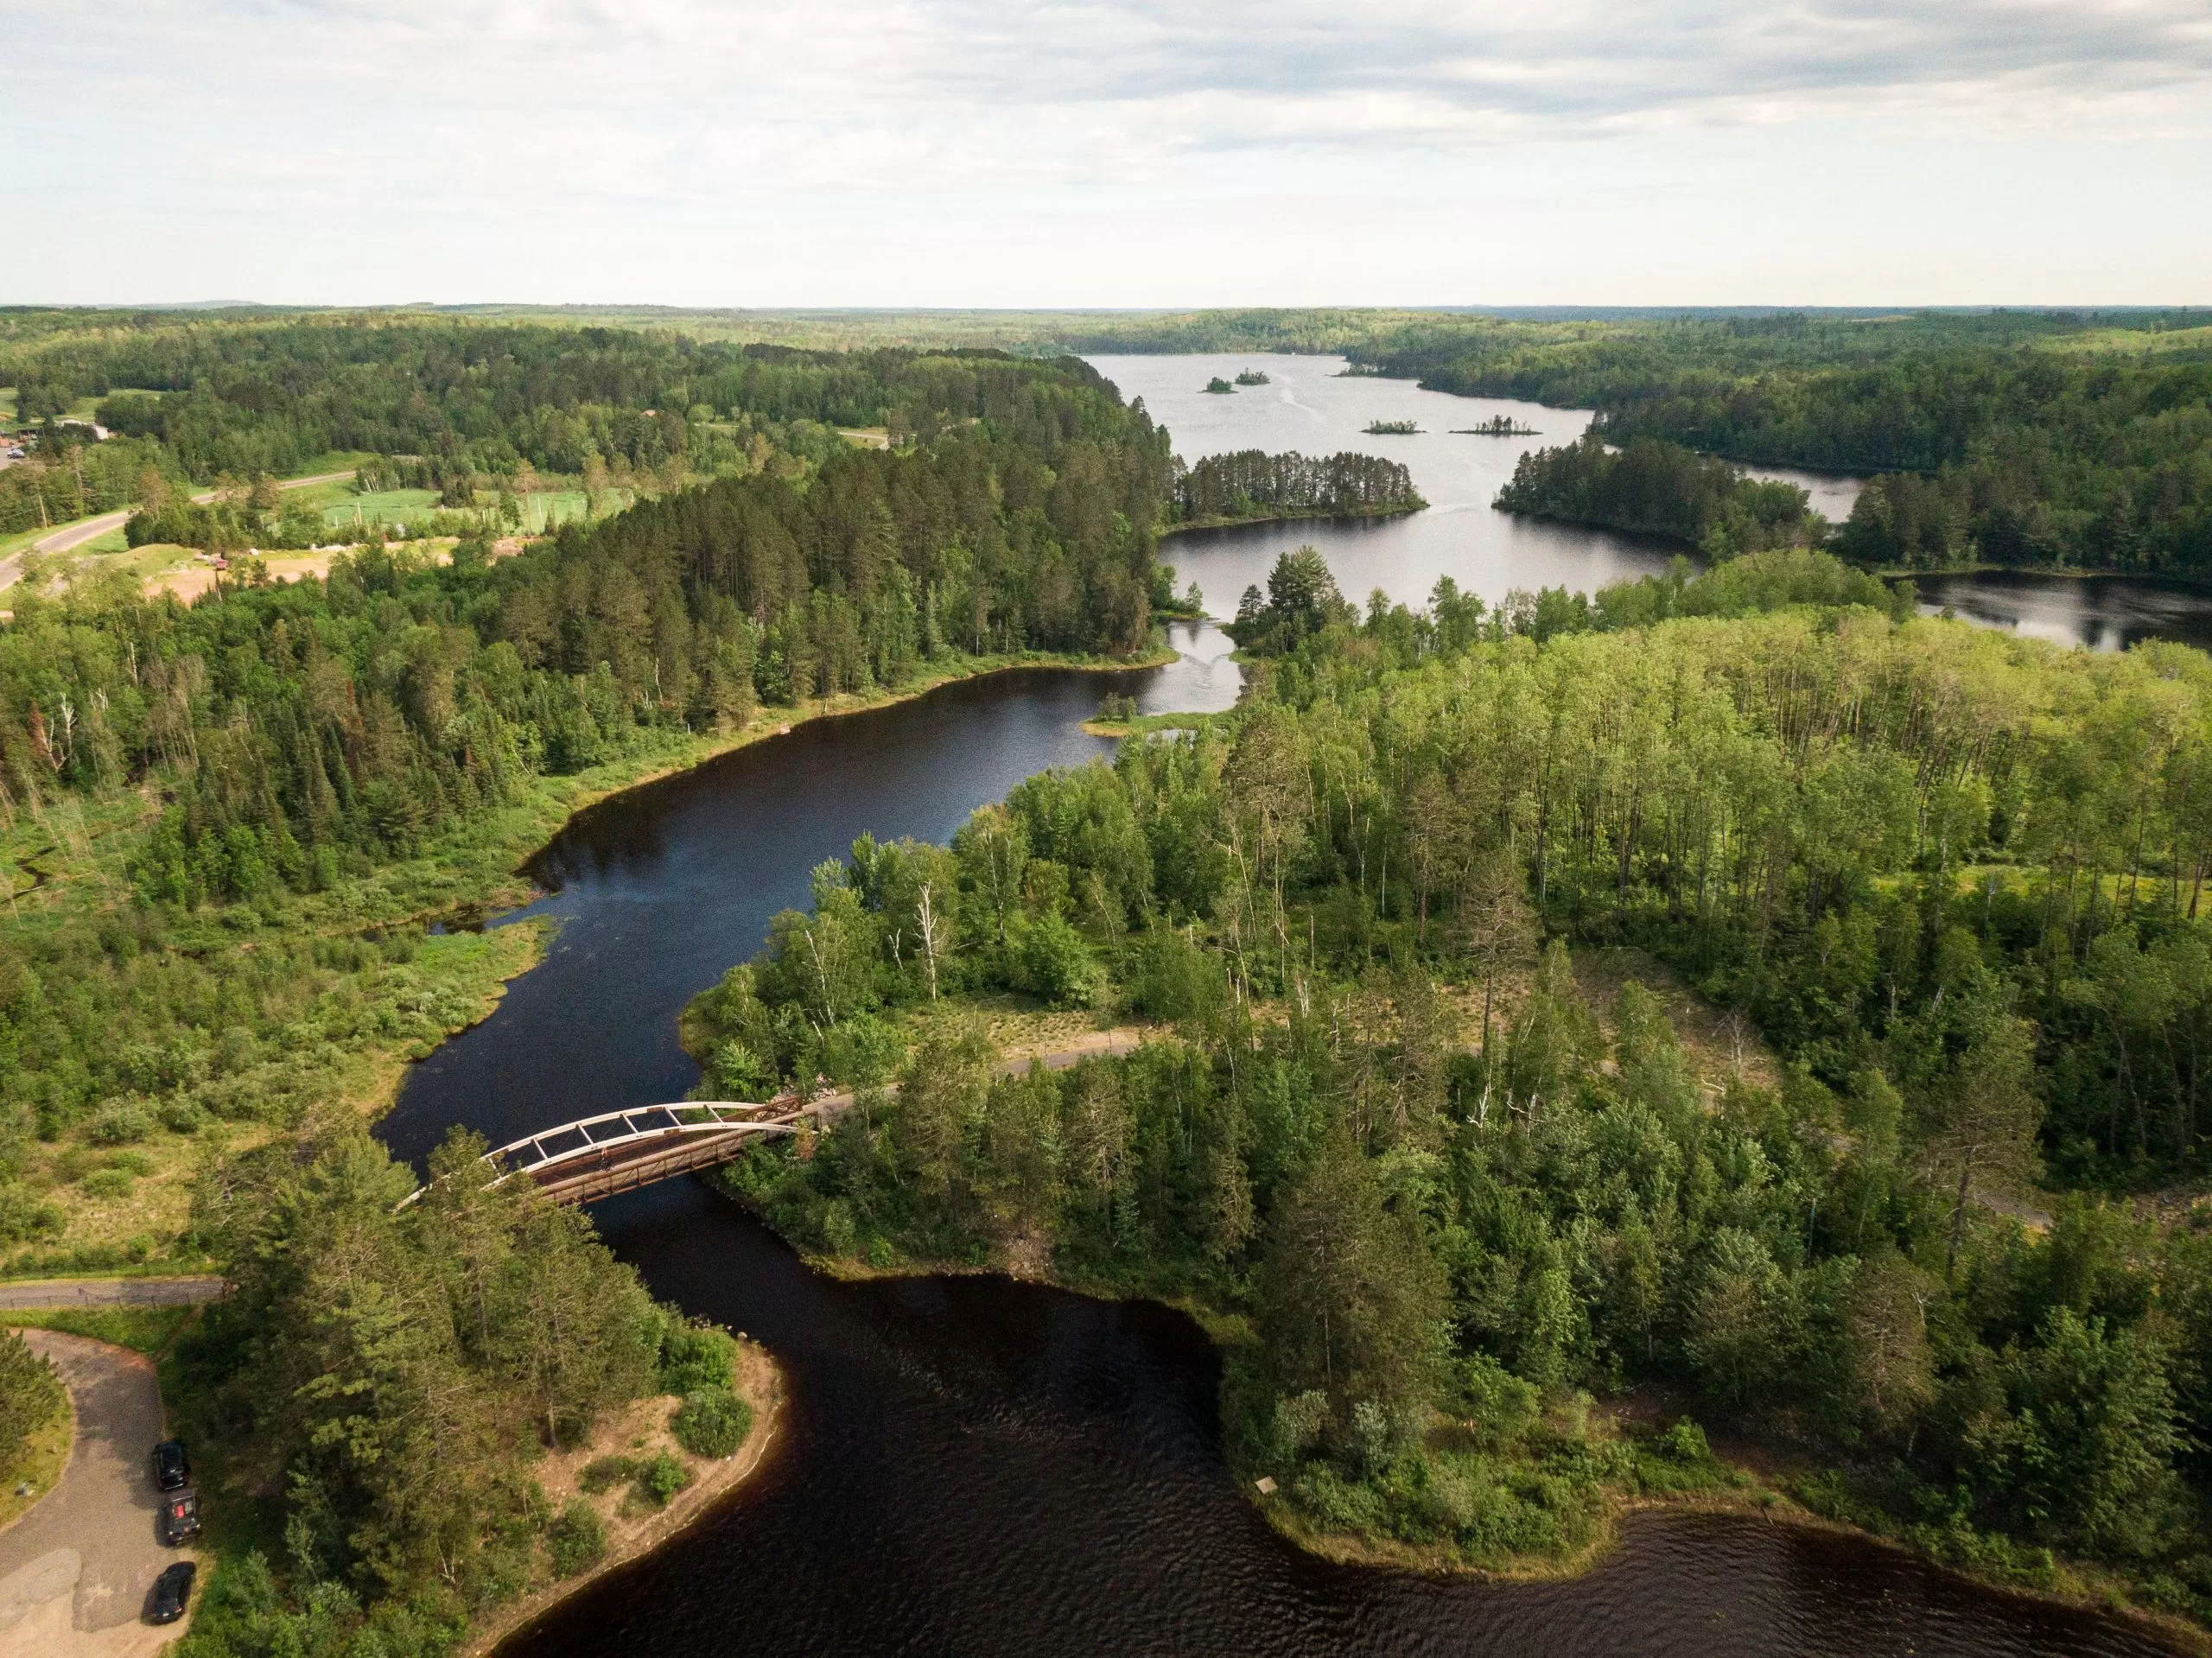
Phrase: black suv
[
  {"left": 159, "top": 1487, "right": 201, "bottom": 1547},
  {"left": 149, "top": 1560, "right": 195, "bottom": 1624},
  {"left": 150, "top": 1439, "right": 189, "bottom": 1491}
]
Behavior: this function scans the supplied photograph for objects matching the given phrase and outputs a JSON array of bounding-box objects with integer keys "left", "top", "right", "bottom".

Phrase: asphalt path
[
  {"left": 0, "top": 1331, "right": 188, "bottom": 1647},
  {"left": 0, "top": 469, "right": 357, "bottom": 594}
]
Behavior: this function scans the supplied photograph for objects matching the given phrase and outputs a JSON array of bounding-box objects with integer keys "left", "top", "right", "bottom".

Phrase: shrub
[
  {"left": 630, "top": 1452, "right": 692, "bottom": 1509},
  {"left": 656, "top": 1318, "right": 736, "bottom": 1395},
  {"left": 1635, "top": 1417, "right": 1724, "bottom": 1495},
  {"left": 545, "top": 1500, "right": 606, "bottom": 1578},
  {"left": 80, "top": 1168, "right": 135, "bottom": 1200},
  {"left": 1124, "top": 929, "right": 1221, "bottom": 1022},
  {"left": 1012, "top": 912, "right": 1098, "bottom": 1008},
  {"left": 0, "top": 1191, "right": 60, "bottom": 1243},
  {"left": 577, "top": 1456, "right": 637, "bottom": 1496},
  {"left": 87, "top": 1101, "right": 155, "bottom": 1146},
  {"left": 671, "top": 1387, "right": 753, "bottom": 1459}
]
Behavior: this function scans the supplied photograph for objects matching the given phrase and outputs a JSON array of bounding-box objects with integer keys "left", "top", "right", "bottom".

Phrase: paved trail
[
  {"left": 0, "top": 469, "right": 357, "bottom": 593},
  {"left": 0, "top": 1332, "right": 192, "bottom": 1655}
]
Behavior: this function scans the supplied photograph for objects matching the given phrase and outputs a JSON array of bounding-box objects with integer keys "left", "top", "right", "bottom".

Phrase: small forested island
[
  {"left": 1170, "top": 448, "right": 1425, "bottom": 530},
  {"left": 1363, "top": 418, "right": 1421, "bottom": 435},
  {"left": 1452, "top": 416, "right": 1540, "bottom": 436},
  {"left": 1235, "top": 370, "right": 1271, "bottom": 386},
  {"left": 1205, "top": 376, "right": 1237, "bottom": 394},
  {"left": 690, "top": 541, "right": 2212, "bottom": 1632}
]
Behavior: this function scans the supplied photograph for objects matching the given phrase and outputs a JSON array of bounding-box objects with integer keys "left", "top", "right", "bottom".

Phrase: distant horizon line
[{"left": 3, "top": 301, "right": 2207, "bottom": 319}]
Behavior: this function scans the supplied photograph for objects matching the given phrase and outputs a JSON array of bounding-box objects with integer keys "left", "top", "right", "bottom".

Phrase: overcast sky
[{"left": 9, "top": 1, "right": 2209, "bottom": 308}]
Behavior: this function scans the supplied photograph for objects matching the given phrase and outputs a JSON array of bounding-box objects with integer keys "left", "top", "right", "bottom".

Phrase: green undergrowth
[{"left": 0, "top": 1302, "right": 199, "bottom": 1356}]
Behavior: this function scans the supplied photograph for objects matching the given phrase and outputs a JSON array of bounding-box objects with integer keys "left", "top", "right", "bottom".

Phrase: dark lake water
[
  {"left": 376, "top": 358, "right": 2209, "bottom": 1655},
  {"left": 1090, "top": 352, "right": 2212, "bottom": 655}
]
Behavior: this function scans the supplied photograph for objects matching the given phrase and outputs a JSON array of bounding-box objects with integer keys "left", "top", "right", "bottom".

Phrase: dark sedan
[
  {"left": 149, "top": 1560, "right": 195, "bottom": 1624},
  {"left": 150, "top": 1439, "right": 189, "bottom": 1491}
]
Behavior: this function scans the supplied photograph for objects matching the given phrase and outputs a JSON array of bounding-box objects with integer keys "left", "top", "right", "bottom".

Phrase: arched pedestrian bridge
[
  {"left": 404, "top": 1029, "right": 1150, "bottom": 1211},
  {"left": 406, "top": 1098, "right": 806, "bottom": 1210}
]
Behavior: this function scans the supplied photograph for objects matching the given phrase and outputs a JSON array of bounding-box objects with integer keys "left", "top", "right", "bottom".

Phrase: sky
[{"left": 8, "top": 1, "right": 2210, "bottom": 308}]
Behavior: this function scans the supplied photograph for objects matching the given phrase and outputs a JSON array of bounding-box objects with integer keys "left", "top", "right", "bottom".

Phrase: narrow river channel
[{"left": 379, "top": 357, "right": 2211, "bottom": 1657}]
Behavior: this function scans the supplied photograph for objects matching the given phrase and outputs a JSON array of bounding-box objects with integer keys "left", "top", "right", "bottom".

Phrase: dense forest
[
  {"left": 0, "top": 337, "right": 1173, "bottom": 1657},
  {"left": 1173, "top": 449, "right": 1422, "bottom": 525},
  {"left": 1493, "top": 435, "right": 1818, "bottom": 557},
  {"left": 16, "top": 306, "right": 2208, "bottom": 575},
  {"left": 695, "top": 545, "right": 2212, "bottom": 1617},
  {"left": 7, "top": 306, "right": 2212, "bottom": 1647},
  {"left": 0, "top": 314, "right": 1169, "bottom": 539},
  {"left": 0, "top": 350, "right": 1167, "bottom": 1153}
]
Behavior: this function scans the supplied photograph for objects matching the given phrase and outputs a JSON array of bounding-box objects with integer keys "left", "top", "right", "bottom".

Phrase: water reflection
[
  {"left": 1916, "top": 569, "right": 2212, "bottom": 654},
  {"left": 506, "top": 1178, "right": 2179, "bottom": 1658}
]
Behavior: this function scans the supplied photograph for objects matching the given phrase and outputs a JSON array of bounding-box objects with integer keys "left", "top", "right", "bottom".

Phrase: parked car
[
  {"left": 150, "top": 1439, "right": 189, "bottom": 1491},
  {"left": 149, "top": 1560, "right": 195, "bottom": 1624},
  {"left": 159, "top": 1487, "right": 200, "bottom": 1546}
]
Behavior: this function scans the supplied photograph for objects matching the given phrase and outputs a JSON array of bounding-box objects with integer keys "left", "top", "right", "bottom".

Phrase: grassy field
[
  {"left": 320, "top": 486, "right": 442, "bottom": 530},
  {"left": 0, "top": 1384, "right": 71, "bottom": 1530},
  {"left": 0, "top": 386, "right": 16, "bottom": 423},
  {"left": 519, "top": 487, "right": 611, "bottom": 532}
]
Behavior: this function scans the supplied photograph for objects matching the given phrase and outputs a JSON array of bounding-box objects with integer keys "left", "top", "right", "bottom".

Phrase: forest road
[{"left": 0, "top": 1279, "right": 224, "bottom": 1311}]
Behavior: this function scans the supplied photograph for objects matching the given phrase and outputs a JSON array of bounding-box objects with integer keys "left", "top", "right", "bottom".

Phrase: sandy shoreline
[{"left": 460, "top": 1342, "right": 787, "bottom": 1658}]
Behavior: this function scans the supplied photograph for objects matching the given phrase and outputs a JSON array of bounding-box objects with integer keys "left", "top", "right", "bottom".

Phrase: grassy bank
[{"left": 1160, "top": 501, "right": 1425, "bottom": 537}]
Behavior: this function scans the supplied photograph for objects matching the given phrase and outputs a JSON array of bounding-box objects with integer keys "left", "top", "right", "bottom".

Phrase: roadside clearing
[{"left": 0, "top": 469, "right": 358, "bottom": 594}]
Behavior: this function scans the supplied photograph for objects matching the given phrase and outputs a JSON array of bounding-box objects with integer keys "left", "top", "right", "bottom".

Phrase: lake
[{"left": 1089, "top": 352, "right": 2212, "bottom": 654}]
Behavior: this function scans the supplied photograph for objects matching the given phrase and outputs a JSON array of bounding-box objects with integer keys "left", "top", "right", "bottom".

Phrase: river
[{"left": 374, "top": 362, "right": 2202, "bottom": 1657}]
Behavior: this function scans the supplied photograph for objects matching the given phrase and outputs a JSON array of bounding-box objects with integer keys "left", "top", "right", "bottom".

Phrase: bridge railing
[{"left": 399, "top": 1096, "right": 800, "bottom": 1210}]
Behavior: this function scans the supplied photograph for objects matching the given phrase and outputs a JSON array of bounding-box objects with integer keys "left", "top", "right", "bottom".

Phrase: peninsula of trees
[
  {"left": 1495, "top": 435, "right": 1821, "bottom": 558},
  {"left": 691, "top": 543, "right": 2212, "bottom": 1625},
  {"left": 1347, "top": 310, "right": 2212, "bottom": 577}
]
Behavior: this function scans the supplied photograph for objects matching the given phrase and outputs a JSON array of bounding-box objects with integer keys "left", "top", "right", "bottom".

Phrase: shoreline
[
  {"left": 1160, "top": 502, "right": 1424, "bottom": 538},
  {"left": 704, "top": 1169, "right": 2209, "bottom": 1655},
  {"left": 461, "top": 1344, "right": 788, "bottom": 1658},
  {"left": 322, "top": 636, "right": 1179, "bottom": 1141},
  {"left": 1878, "top": 561, "right": 2212, "bottom": 592}
]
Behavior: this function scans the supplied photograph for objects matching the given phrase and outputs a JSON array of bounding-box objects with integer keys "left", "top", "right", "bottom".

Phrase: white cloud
[{"left": 3, "top": 0, "right": 2209, "bottom": 302}]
